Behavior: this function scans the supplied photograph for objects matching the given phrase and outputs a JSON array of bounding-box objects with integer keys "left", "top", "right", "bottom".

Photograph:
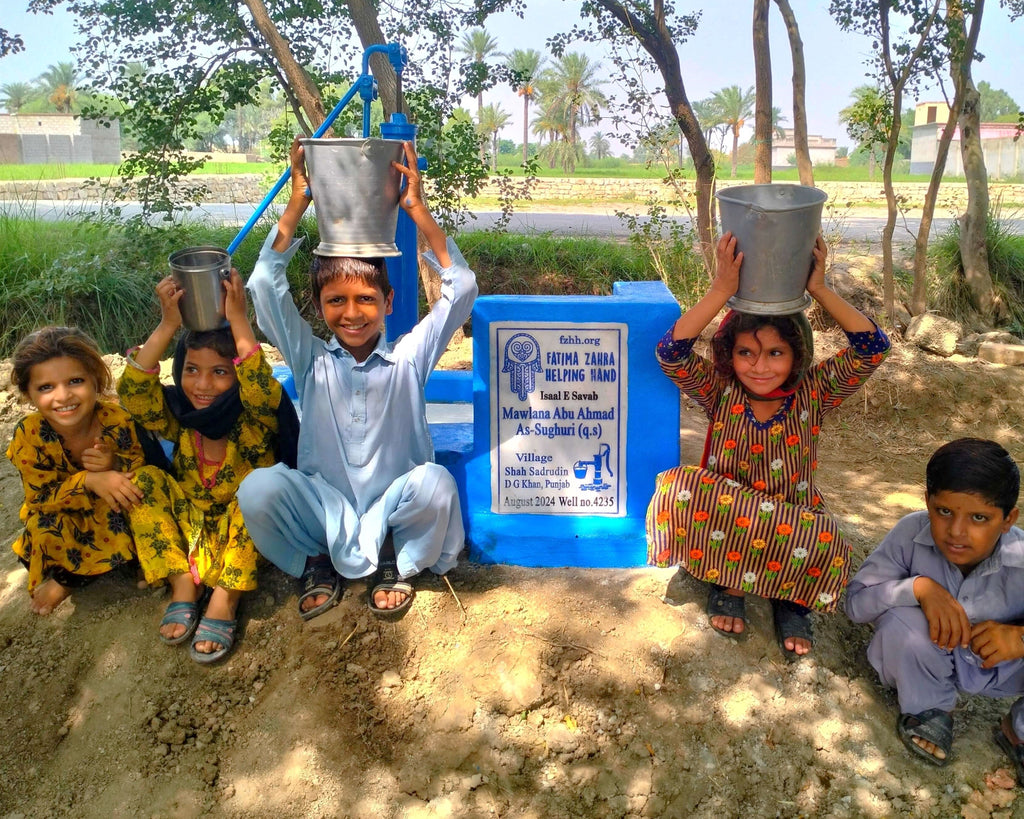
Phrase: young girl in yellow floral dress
[
  {"left": 8, "top": 326, "right": 146, "bottom": 615},
  {"left": 646, "top": 232, "right": 890, "bottom": 658},
  {"left": 119, "top": 270, "right": 297, "bottom": 663}
]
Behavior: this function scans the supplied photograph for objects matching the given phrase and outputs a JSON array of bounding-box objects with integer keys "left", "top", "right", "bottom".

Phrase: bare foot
[
  {"left": 784, "top": 636, "right": 812, "bottom": 655},
  {"left": 160, "top": 573, "right": 201, "bottom": 642},
  {"left": 373, "top": 587, "right": 409, "bottom": 610},
  {"left": 300, "top": 590, "right": 331, "bottom": 613},
  {"left": 911, "top": 734, "right": 947, "bottom": 761},
  {"left": 299, "top": 556, "right": 338, "bottom": 614},
  {"left": 29, "top": 579, "right": 71, "bottom": 615},
  {"left": 193, "top": 587, "right": 241, "bottom": 655},
  {"left": 710, "top": 588, "right": 745, "bottom": 635}
]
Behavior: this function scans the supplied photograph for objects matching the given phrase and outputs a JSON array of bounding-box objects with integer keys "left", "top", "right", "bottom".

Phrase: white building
[
  {"left": 770, "top": 129, "right": 837, "bottom": 169},
  {"left": 910, "top": 101, "right": 1023, "bottom": 179}
]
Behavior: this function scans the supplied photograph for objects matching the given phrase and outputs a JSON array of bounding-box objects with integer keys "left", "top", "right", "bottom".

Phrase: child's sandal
[
  {"left": 707, "top": 584, "right": 747, "bottom": 638},
  {"left": 897, "top": 709, "right": 952, "bottom": 767}
]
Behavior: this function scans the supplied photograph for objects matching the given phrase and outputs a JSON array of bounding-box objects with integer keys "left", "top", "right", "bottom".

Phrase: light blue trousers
[
  {"left": 237, "top": 462, "right": 465, "bottom": 581},
  {"left": 869, "top": 606, "right": 1024, "bottom": 736}
]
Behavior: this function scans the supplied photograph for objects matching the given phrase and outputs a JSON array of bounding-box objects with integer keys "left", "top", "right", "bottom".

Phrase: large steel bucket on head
[
  {"left": 167, "top": 246, "right": 231, "bottom": 332},
  {"left": 716, "top": 184, "right": 828, "bottom": 315},
  {"left": 301, "top": 137, "right": 405, "bottom": 257}
]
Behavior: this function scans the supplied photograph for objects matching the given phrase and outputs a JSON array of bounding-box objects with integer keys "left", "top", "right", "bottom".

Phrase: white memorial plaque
[{"left": 490, "top": 322, "right": 627, "bottom": 515}]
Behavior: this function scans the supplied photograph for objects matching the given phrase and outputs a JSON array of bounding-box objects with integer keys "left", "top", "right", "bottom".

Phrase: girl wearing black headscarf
[{"left": 119, "top": 270, "right": 298, "bottom": 663}]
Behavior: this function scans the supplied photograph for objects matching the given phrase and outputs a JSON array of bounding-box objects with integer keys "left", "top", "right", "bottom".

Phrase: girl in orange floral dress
[{"left": 646, "top": 232, "right": 890, "bottom": 658}]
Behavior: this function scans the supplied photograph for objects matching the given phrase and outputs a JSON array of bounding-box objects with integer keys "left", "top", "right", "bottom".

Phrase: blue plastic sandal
[
  {"left": 189, "top": 616, "right": 237, "bottom": 664},
  {"left": 159, "top": 600, "right": 202, "bottom": 646}
]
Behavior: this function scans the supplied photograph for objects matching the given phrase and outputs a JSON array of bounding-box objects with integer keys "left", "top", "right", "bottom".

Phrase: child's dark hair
[
  {"left": 10, "top": 326, "right": 111, "bottom": 396},
  {"left": 710, "top": 311, "right": 813, "bottom": 392},
  {"left": 926, "top": 438, "right": 1020, "bottom": 515},
  {"left": 309, "top": 255, "right": 392, "bottom": 305},
  {"left": 182, "top": 327, "right": 238, "bottom": 361}
]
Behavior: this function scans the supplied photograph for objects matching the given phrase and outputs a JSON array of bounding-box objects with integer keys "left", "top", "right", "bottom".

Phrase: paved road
[{"left": 5, "top": 199, "right": 1020, "bottom": 243}]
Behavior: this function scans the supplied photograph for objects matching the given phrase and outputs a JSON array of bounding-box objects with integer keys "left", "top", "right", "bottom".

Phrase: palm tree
[
  {"left": 693, "top": 97, "right": 727, "bottom": 153},
  {"left": 0, "top": 81, "right": 35, "bottom": 113},
  {"left": 710, "top": 84, "right": 755, "bottom": 177},
  {"left": 478, "top": 103, "right": 511, "bottom": 171},
  {"left": 531, "top": 96, "right": 568, "bottom": 169},
  {"left": 589, "top": 131, "right": 611, "bottom": 160},
  {"left": 38, "top": 61, "right": 80, "bottom": 113},
  {"left": 506, "top": 48, "right": 545, "bottom": 164},
  {"left": 538, "top": 52, "right": 607, "bottom": 171},
  {"left": 458, "top": 28, "right": 502, "bottom": 120}
]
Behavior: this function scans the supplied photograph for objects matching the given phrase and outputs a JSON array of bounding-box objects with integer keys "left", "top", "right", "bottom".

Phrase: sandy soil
[{"left": 2, "top": 248, "right": 1024, "bottom": 819}]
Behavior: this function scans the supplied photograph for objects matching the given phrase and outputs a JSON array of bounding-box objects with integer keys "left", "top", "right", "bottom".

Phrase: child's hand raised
[
  {"left": 81, "top": 437, "right": 114, "bottom": 472},
  {"left": 222, "top": 269, "right": 248, "bottom": 327},
  {"left": 710, "top": 232, "right": 742, "bottom": 297},
  {"left": 805, "top": 234, "right": 829, "bottom": 296},
  {"left": 156, "top": 275, "right": 184, "bottom": 330},
  {"left": 289, "top": 136, "right": 310, "bottom": 200},
  {"left": 394, "top": 141, "right": 425, "bottom": 214}
]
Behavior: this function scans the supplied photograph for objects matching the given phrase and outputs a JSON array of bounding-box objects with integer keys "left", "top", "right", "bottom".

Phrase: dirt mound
[{"left": 3, "top": 266, "right": 1024, "bottom": 816}]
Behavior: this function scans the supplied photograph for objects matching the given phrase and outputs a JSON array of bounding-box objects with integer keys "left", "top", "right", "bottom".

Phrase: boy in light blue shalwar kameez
[
  {"left": 846, "top": 438, "right": 1024, "bottom": 780},
  {"left": 238, "top": 138, "right": 476, "bottom": 620}
]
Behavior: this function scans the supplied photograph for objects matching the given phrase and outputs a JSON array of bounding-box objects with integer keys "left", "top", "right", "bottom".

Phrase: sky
[{"left": 3, "top": 1, "right": 1023, "bottom": 153}]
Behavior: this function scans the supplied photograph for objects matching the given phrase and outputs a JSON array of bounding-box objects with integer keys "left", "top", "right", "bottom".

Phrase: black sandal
[
  {"left": 772, "top": 599, "right": 814, "bottom": 660},
  {"left": 368, "top": 533, "right": 414, "bottom": 619},
  {"left": 898, "top": 709, "right": 952, "bottom": 767},
  {"left": 298, "top": 555, "right": 343, "bottom": 621},
  {"left": 994, "top": 715, "right": 1024, "bottom": 784},
  {"left": 707, "top": 584, "right": 747, "bottom": 638}
]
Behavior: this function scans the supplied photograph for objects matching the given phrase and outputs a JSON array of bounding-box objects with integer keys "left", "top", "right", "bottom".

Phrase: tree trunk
[
  {"left": 241, "top": 0, "right": 326, "bottom": 130},
  {"left": 948, "top": 0, "right": 1000, "bottom": 322},
  {"left": 522, "top": 95, "right": 530, "bottom": 164},
  {"left": 910, "top": 95, "right": 960, "bottom": 314},
  {"left": 753, "top": 0, "right": 773, "bottom": 183},
  {"left": 592, "top": 0, "right": 716, "bottom": 271},
  {"left": 880, "top": 84, "right": 902, "bottom": 323},
  {"left": 730, "top": 125, "right": 740, "bottom": 177},
  {"left": 959, "top": 83, "right": 999, "bottom": 319},
  {"left": 773, "top": 0, "right": 813, "bottom": 185},
  {"left": 346, "top": 0, "right": 400, "bottom": 118}
]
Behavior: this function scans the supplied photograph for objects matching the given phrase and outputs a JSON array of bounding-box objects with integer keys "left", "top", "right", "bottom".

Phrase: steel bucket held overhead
[
  {"left": 716, "top": 184, "right": 828, "bottom": 315},
  {"left": 301, "top": 137, "right": 405, "bottom": 258},
  {"left": 167, "top": 246, "right": 231, "bottom": 332}
]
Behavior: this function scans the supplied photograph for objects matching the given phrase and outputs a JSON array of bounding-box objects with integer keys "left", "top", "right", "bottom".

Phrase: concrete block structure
[{"left": 0, "top": 114, "right": 121, "bottom": 164}]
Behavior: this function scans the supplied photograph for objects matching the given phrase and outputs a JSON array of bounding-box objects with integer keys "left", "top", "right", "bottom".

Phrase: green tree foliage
[
  {"left": 26, "top": 0, "right": 515, "bottom": 226},
  {"left": 839, "top": 85, "right": 890, "bottom": 180},
  {"left": 506, "top": 48, "right": 545, "bottom": 164},
  {"left": 977, "top": 80, "right": 1019, "bottom": 121},
  {"left": 589, "top": 131, "right": 611, "bottom": 160},
  {"left": 710, "top": 84, "right": 755, "bottom": 177},
  {"left": 477, "top": 102, "right": 511, "bottom": 171},
  {"left": 38, "top": 61, "right": 80, "bottom": 113},
  {"left": 0, "top": 81, "right": 36, "bottom": 113},
  {"left": 536, "top": 52, "right": 606, "bottom": 173},
  {"left": 457, "top": 28, "right": 503, "bottom": 121},
  {"left": 0, "top": 27, "right": 24, "bottom": 58}
]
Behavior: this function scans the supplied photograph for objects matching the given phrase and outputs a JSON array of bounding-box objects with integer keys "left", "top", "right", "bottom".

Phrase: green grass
[
  {"left": 0, "top": 205, "right": 293, "bottom": 357},
  {"left": 0, "top": 212, "right": 709, "bottom": 357},
  {"left": 930, "top": 207, "right": 1024, "bottom": 333},
  {"left": 0, "top": 164, "right": 122, "bottom": 181},
  {"left": 0, "top": 161, "right": 270, "bottom": 181}
]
